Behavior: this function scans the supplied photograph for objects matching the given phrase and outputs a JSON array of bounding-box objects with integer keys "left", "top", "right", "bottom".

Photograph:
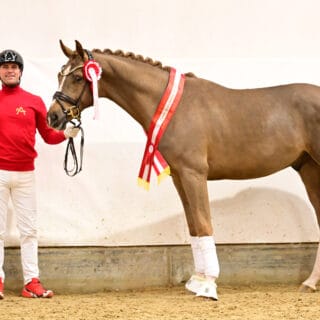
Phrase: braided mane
[{"left": 92, "top": 48, "right": 196, "bottom": 78}]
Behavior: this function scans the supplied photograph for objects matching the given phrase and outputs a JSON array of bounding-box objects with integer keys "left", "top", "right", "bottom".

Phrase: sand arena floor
[{"left": 1, "top": 284, "right": 319, "bottom": 319}]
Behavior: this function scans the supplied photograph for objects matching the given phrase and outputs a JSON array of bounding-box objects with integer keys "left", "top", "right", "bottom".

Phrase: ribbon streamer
[
  {"left": 88, "top": 68, "right": 100, "bottom": 119},
  {"left": 84, "top": 60, "right": 102, "bottom": 120},
  {"left": 138, "top": 68, "right": 185, "bottom": 190}
]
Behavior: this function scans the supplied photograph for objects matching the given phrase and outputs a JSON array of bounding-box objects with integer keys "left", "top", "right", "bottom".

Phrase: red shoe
[
  {"left": 0, "top": 278, "right": 3, "bottom": 299},
  {"left": 22, "top": 278, "right": 53, "bottom": 298}
]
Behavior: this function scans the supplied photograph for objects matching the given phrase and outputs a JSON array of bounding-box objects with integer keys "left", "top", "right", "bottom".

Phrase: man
[{"left": 0, "top": 49, "right": 78, "bottom": 299}]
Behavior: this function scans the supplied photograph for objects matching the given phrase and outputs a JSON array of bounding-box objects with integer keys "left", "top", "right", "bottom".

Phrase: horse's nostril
[{"left": 47, "top": 112, "right": 58, "bottom": 126}]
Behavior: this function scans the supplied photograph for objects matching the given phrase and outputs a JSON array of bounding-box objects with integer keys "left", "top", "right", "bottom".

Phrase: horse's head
[{"left": 47, "top": 40, "right": 94, "bottom": 130}]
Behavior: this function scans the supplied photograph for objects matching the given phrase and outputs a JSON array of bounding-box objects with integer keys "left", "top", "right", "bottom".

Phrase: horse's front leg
[{"left": 171, "top": 168, "right": 219, "bottom": 300}]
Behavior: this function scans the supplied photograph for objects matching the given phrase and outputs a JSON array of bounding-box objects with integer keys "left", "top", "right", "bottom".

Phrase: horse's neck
[{"left": 98, "top": 55, "right": 169, "bottom": 130}]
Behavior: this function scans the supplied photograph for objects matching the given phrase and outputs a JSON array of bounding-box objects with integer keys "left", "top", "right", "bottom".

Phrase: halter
[{"left": 53, "top": 49, "right": 95, "bottom": 176}]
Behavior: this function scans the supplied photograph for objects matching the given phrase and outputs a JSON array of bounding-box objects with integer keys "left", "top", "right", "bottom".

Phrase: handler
[{"left": 0, "top": 49, "right": 78, "bottom": 299}]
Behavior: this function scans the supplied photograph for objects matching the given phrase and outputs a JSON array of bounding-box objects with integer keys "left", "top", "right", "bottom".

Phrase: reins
[
  {"left": 64, "top": 121, "right": 84, "bottom": 176},
  {"left": 53, "top": 78, "right": 87, "bottom": 177}
]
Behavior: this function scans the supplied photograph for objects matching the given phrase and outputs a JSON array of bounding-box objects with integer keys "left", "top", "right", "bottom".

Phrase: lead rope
[{"left": 64, "top": 122, "right": 84, "bottom": 176}]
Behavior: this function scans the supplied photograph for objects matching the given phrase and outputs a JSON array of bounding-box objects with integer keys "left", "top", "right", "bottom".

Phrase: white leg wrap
[
  {"left": 190, "top": 236, "right": 205, "bottom": 274},
  {"left": 198, "top": 236, "right": 220, "bottom": 278},
  {"left": 303, "top": 242, "right": 320, "bottom": 290}
]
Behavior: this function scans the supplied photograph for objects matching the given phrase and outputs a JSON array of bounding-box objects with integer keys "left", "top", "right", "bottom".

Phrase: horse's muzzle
[{"left": 47, "top": 106, "right": 67, "bottom": 130}]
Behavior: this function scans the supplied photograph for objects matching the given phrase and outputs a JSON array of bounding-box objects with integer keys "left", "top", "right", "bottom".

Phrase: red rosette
[{"left": 83, "top": 60, "right": 102, "bottom": 82}]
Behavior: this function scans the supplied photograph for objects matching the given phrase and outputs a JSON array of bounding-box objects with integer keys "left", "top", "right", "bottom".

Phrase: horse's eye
[{"left": 74, "top": 75, "right": 83, "bottom": 82}]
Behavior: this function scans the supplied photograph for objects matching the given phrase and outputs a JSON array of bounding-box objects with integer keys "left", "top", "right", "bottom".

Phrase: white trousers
[{"left": 0, "top": 170, "right": 39, "bottom": 284}]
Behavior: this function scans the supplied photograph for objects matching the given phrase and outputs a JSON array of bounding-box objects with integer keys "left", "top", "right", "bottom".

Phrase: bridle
[
  {"left": 53, "top": 49, "right": 95, "bottom": 124},
  {"left": 53, "top": 49, "right": 95, "bottom": 176},
  {"left": 53, "top": 64, "right": 86, "bottom": 124}
]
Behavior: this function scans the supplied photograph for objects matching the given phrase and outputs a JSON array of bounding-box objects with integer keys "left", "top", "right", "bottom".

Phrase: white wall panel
[{"left": 1, "top": 0, "right": 320, "bottom": 246}]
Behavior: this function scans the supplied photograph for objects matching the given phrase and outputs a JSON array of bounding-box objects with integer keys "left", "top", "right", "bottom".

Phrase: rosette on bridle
[{"left": 83, "top": 59, "right": 102, "bottom": 119}]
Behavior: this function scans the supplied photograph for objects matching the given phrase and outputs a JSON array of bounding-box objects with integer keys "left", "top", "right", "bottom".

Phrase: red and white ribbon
[
  {"left": 138, "top": 68, "right": 185, "bottom": 190},
  {"left": 84, "top": 60, "right": 102, "bottom": 120}
]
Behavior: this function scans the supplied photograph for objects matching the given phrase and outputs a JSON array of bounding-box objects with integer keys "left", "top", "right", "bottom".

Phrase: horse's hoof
[
  {"left": 298, "top": 284, "right": 316, "bottom": 293},
  {"left": 195, "top": 280, "right": 218, "bottom": 301},
  {"left": 185, "top": 274, "right": 206, "bottom": 294}
]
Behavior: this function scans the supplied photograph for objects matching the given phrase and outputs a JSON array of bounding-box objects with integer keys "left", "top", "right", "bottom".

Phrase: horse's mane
[{"left": 92, "top": 48, "right": 196, "bottom": 78}]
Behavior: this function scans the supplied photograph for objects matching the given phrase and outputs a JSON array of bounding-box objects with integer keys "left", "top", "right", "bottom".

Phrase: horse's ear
[
  {"left": 75, "top": 40, "right": 85, "bottom": 60},
  {"left": 59, "top": 40, "right": 74, "bottom": 58}
]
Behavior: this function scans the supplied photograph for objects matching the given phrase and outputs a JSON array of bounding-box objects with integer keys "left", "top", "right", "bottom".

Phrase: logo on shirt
[{"left": 16, "top": 106, "right": 26, "bottom": 115}]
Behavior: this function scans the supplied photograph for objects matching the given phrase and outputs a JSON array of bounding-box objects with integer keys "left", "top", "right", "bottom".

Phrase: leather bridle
[
  {"left": 52, "top": 49, "right": 95, "bottom": 124},
  {"left": 53, "top": 64, "right": 86, "bottom": 125}
]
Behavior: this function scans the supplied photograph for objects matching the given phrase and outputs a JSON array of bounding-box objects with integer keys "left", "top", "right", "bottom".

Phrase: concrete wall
[{"left": 4, "top": 243, "right": 318, "bottom": 293}]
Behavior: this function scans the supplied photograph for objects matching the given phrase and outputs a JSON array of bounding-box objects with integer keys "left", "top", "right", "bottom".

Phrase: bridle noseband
[{"left": 53, "top": 91, "right": 83, "bottom": 123}]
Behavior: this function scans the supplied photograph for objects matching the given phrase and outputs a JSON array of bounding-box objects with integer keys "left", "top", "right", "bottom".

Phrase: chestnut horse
[{"left": 47, "top": 40, "right": 320, "bottom": 300}]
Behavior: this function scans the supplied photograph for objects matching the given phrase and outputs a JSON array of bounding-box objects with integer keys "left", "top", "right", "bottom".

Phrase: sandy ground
[{"left": 0, "top": 284, "right": 319, "bottom": 320}]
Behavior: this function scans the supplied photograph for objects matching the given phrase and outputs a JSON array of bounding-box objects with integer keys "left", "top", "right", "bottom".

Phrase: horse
[{"left": 47, "top": 40, "right": 320, "bottom": 300}]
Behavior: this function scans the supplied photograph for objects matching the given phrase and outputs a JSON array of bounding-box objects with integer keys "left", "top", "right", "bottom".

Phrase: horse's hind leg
[
  {"left": 296, "top": 157, "right": 320, "bottom": 292},
  {"left": 171, "top": 168, "right": 219, "bottom": 300}
]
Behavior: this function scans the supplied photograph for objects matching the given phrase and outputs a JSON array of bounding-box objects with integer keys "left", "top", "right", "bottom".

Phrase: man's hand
[{"left": 64, "top": 126, "right": 80, "bottom": 139}]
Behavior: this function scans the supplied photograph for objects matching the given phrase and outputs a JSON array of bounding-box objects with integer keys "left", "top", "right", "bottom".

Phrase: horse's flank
[{"left": 156, "top": 77, "right": 320, "bottom": 181}]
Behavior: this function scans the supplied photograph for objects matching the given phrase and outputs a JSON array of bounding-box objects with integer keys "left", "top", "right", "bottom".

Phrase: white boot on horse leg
[
  {"left": 185, "top": 236, "right": 206, "bottom": 293},
  {"left": 300, "top": 243, "right": 320, "bottom": 292},
  {"left": 186, "top": 235, "right": 219, "bottom": 300},
  {"left": 196, "top": 236, "right": 220, "bottom": 300}
]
